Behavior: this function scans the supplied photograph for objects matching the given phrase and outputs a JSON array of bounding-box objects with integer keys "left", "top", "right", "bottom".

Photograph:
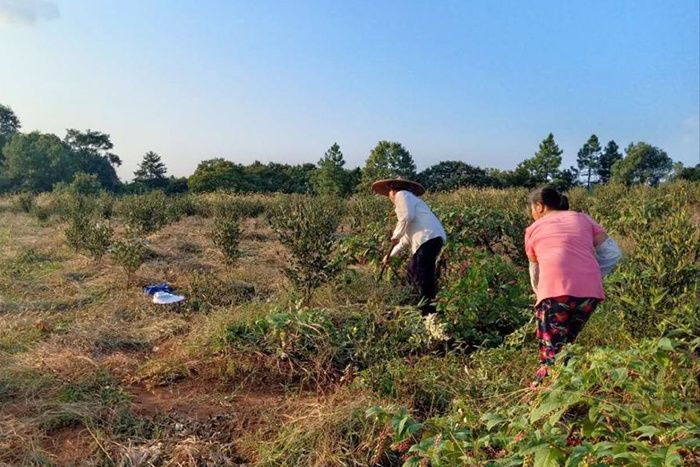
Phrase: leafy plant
[
  {"left": 116, "top": 191, "right": 171, "bottom": 234},
  {"left": 267, "top": 195, "right": 345, "bottom": 301},
  {"left": 211, "top": 210, "right": 242, "bottom": 266},
  {"left": 111, "top": 227, "right": 146, "bottom": 286}
]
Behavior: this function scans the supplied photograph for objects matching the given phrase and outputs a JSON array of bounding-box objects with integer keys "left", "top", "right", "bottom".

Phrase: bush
[
  {"left": 267, "top": 195, "right": 345, "bottom": 300},
  {"left": 65, "top": 215, "right": 113, "bottom": 261},
  {"left": 368, "top": 337, "right": 700, "bottom": 466},
  {"left": 437, "top": 250, "right": 531, "bottom": 348},
  {"left": 116, "top": 191, "right": 171, "bottom": 234},
  {"left": 53, "top": 172, "right": 103, "bottom": 196},
  {"left": 111, "top": 228, "right": 146, "bottom": 285},
  {"left": 13, "top": 192, "right": 35, "bottom": 213},
  {"left": 606, "top": 206, "right": 699, "bottom": 337},
  {"left": 211, "top": 211, "right": 242, "bottom": 266}
]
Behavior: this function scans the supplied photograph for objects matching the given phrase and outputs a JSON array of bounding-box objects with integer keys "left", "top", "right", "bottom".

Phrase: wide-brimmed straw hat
[{"left": 371, "top": 178, "right": 426, "bottom": 197}]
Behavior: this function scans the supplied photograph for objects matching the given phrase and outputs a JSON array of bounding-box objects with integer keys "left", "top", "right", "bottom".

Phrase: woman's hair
[{"left": 528, "top": 187, "right": 569, "bottom": 211}]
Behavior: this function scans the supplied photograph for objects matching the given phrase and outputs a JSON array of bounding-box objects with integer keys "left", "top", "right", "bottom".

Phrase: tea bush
[
  {"left": 606, "top": 206, "right": 699, "bottom": 338},
  {"left": 111, "top": 227, "right": 146, "bottom": 285},
  {"left": 116, "top": 191, "right": 171, "bottom": 234},
  {"left": 267, "top": 195, "right": 345, "bottom": 300},
  {"left": 437, "top": 249, "right": 531, "bottom": 349},
  {"left": 65, "top": 215, "right": 113, "bottom": 261},
  {"left": 211, "top": 210, "right": 242, "bottom": 266}
]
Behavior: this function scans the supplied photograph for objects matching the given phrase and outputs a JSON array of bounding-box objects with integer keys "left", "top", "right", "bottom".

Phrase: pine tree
[
  {"left": 134, "top": 151, "right": 167, "bottom": 184},
  {"left": 311, "top": 143, "right": 350, "bottom": 196},
  {"left": 577, "top": 134, "right": 601, "bottom": 189},
  {"left": 598, "top": 140, "right": 622, "bottom": 184},
  {"left": 517, "top": 133, "right": 563, "bottom": 184},
  {"left": 361, "top": 141, "right": 417, "bottom": 188}
]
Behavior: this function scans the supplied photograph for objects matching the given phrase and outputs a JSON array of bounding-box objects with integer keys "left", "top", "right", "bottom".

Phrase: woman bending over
[{"left": 525, "top": 187, "right": 621, "bottom": 384}]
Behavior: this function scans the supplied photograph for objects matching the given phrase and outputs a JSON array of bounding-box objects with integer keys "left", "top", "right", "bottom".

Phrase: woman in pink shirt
[{"left": 525, "top": 187, "right": 621, "bottom": 384}]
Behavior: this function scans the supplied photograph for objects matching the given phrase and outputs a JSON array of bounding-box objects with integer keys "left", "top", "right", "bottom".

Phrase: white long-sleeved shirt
[{"left": 390, "top": 191, "right": 447, "bottom": 257}]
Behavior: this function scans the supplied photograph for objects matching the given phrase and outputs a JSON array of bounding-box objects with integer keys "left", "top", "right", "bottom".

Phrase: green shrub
[
  {"left": 267, "top": 195, "right": 345, "bottom": 300},
  {"left": 116, "top": 191, "right": 171, "bottom": 234},
  {"left": 111, "top": 228, "right": 146, "bottom": 285},
  {"left": 607, "top": 206, "right": 699, "bottom": 338},
  {"left": 53, "top": 172, "right": 103, "bottom": 196},
  {"left": 65, "top": 215, "right": 113, "bottom": 261},
  {"left": 437, "top": 250, "right": 531, "bottom": 348},
  {"left": 211, "top": 211, "right": 242, "bottom": 266},
  {"left": 368, "top": 337, "right": 700, "bottom": 466}
]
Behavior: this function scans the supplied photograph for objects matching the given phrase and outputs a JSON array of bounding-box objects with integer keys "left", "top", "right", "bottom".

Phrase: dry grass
[{"left": 0, "top": 206, "right": 294, "bottom": 465}]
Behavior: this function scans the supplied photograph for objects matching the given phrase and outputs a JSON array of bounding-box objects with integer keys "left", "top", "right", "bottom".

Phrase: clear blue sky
[{"left": 1, "top": 0, "right": 698, "bottom": 179}]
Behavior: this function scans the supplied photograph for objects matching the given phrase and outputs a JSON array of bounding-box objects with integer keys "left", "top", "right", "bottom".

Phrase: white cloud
[{"left": 0, "top": 0, "right": 59, "bottom": 25}]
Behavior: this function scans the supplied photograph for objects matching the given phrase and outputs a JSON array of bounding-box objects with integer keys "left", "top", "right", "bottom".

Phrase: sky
[{"left": 0, "top": 0, "right": 698, "bottom": 180}]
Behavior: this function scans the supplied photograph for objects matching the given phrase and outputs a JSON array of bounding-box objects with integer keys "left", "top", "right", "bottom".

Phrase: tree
[
  {"left": 362, "top": 141, "right": 417, "bottom": 187},
  {"left": 576, "top": 134, "right": 601, "bottom": 189},
  {"left": 188, "top": 158, "right": 250, "bottom": 193},
  {"left": 517, "top": 133, "right": 563, "bottom": 185},
  {"left": 418, "top": 161, "right": 493, "bottom": 191},
  {"left": 0, "top": 104, "right": 21, "bottom": 163},
  {"left": 674, "top": 163, "right": 700, "bottom": 182},
  {"left": 54, "top": 172, "right": 104, "bottom": 196},
  {"left": 598, "top": 140, "right": 622, "bottom": 184},
  {"left": 611, "top": 142, "right": 672, "bottom": 186},
  {"left": 2, "top": 132, "right": 77, "bottom": 192},
  {"left": 311, "top": 143, "right": 350, "bottom": 196},
  {"left": 134, "top": 151, "right": 167, "bottom": 187},
  {"left": 64, "top": 129, "right": 121, "bottom": 190},
  {"left": 551, "top": 166, "right": 580, "bottom": 191}
]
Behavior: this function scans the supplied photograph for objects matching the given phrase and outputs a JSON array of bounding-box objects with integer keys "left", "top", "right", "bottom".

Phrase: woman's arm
[{"left": 528, "top": 254, "right": 539, "bottom": 294}]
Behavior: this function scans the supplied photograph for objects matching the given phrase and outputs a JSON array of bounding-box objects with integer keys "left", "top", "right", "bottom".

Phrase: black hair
[{"left": 528, "top": 187, "right": 569, "bottom": 211}]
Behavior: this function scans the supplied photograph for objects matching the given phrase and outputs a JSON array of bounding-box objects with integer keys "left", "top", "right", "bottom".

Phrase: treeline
[{"left": 0, "top": 103, "right": 697, "bottom": 196}]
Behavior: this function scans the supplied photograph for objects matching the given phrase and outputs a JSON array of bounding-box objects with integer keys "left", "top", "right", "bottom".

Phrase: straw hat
[{"left": 371, "top": 178, "right": 426, "bottom": 197}]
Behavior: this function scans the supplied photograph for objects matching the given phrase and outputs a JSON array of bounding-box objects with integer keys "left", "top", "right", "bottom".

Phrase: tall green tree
[
  {"left": 576, "top": 134, "right": 601, "bottom": 189},
  {"left": 517, "top": 133, "right": 563, "bottom": 185},
  {"left": 362, "top": 141, "right": 417, "bottom": 187},
  {"left": 597, "top": 140, "right": 622, "bottom": 183},
  {"left": 0, "top": 104, "right": 21, "bottom": 163},
  {"left": 311, "top": 143, "right": 350, "bottom": 196},
  {"left": 134, "top": 151, "right": 167, "bottom": 187},
  {"left": 188, "top": 158, "right": 250, "bottom": 192},
  {"left": 611, "top": 142, "right": 672, "bottom": 186},
  {"left": 418, "top": 161, "right": 492, "bottom": 191},
  {"left": 64, "top": 129, "right": 121, "bottom": 190},
  {"left": 2, "top": 132, "right": 76, "bottom": 192}
]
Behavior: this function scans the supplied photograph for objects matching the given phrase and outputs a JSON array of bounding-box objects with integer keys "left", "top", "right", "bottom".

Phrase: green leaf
[
  {"left": 482, "top": 413, "right": 506, "bottom": 430},
  {"left": 632, "top": 425, "right": 659, "bottom": 439},
  {"left": 533, "top": 444, "right": 564, "bottom": 467},
  {"left": 657, "top": 337, "right": 674, "bottom": 351}
]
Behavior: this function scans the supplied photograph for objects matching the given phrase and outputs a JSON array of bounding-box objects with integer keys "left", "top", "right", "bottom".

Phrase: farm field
[{"left": 0, "top": 183, "right": 698, "bottom": 466}]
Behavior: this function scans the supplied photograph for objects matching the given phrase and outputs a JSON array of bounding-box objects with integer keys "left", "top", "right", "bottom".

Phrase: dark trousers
[{"left": 406, "top": 237, "right": 444, "bottom": 315}]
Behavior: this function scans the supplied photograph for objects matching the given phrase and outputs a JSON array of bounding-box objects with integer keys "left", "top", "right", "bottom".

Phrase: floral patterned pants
[{"left": 535, "top": 295, "right": 600, "bottom": 382}]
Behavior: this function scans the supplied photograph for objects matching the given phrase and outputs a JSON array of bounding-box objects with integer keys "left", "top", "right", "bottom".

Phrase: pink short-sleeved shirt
[{"left": 525, "top": 211, "right": 605, "bottom": 305}]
